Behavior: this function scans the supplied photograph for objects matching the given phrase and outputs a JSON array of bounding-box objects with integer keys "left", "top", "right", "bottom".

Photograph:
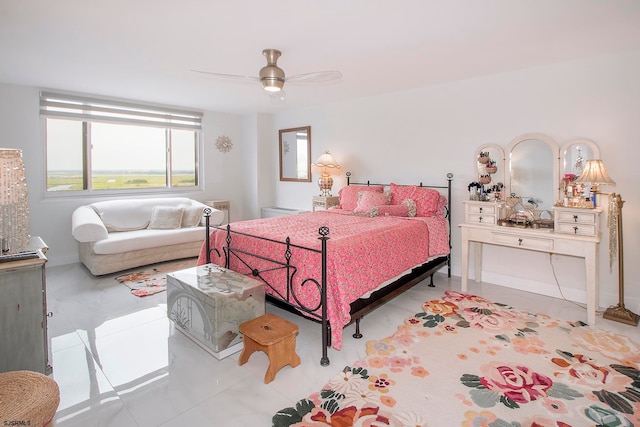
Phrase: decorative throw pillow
[
  {"left": 354, "top": 191, "right": 389, "bottom": 213},
  {"left": 390, "top": 183, "right": 441, "bottom": 217},
  {"left": 179, "top": 204, "right": 205, "bottom": 227},
  {"left": 338, "top": 185, "right": 384, "bottom": 211},
  {"left": 368, "top": 204, "right": 410, "bottom": 217},
  {"left": 402, "top": 198, "right": 417, "bottom": 217},
  {"left": 148, "top": 206, "right": 183, "bottom": 229},
  {"left": 435, "top": 195, "right": 448, "bottom": 217}
]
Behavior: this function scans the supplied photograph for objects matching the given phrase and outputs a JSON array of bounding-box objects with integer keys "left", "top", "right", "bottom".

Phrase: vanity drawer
[
  {"left": 463, "top": 201, "right": 503, "bottom": 226},
  {"left": 553, "top": 207, "right": 601, "bottom": 237},
  {"left": 491, "top": 232, "right": 554, "bottom": 251},
  {"left": 466, "top": 213, "right": 497, "bottom": 225},
  {"left": 555, "top": 223, "right": 597, "bottom": 236},
  {"left": 467, "top": 204, "right": 497, "bottom": 215},
  {"left": 555, "top": 210, "right": 597, "bottom": 224}
]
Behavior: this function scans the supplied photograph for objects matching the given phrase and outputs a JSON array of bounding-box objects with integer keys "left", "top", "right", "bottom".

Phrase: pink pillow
[
  {"left": 338, "top": 185, "right": 384, "bottom": 211},
  {"left": 368, "top": 204, "right": 409, "bottom": 217},
  {"left": 390, "top": 183, "right": 441, "bottom": 217},
  {"left": 436, "top": 195, "right": 448, "bottom": 216},
  {"left": 354, "top": 191, "right": 389, "bottom": 213}
]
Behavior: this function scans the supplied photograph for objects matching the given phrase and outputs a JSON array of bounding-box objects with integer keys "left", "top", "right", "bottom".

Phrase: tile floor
[{"left": 46, "top": 261, "right": 640, "bottom": 426}]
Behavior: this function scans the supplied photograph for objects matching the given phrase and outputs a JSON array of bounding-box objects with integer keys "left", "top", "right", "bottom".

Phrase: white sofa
[{"left": 71, "top": 197, "right": 224, "bottom": 275}]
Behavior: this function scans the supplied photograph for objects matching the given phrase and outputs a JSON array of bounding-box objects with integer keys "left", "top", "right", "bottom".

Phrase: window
[{"left": 40, "top": 91, "right": 202, "bottom": 193}]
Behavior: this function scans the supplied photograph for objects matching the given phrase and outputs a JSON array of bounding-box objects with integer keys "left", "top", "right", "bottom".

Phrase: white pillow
[
  {"left": 179, "top": 204, "right": 205, "bottom": 227},
  {"left": 148, "top": 206, "right": 183, "bottom": 229}
]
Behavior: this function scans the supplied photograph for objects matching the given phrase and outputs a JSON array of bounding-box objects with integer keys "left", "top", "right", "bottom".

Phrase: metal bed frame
[{"left": 204, "top": 173, "right": 453, "bottom": 366}]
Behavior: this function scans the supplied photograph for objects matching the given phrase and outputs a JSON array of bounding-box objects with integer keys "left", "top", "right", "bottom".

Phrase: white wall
[
  {"left": 270, "top": 49, "right": 640, "bottom": 314},
  {"left": 2, "top": 49, "right": 639, "bottom": 315},
  {"left": 0, "top": 83, "right": 246, "bottom": 267}
]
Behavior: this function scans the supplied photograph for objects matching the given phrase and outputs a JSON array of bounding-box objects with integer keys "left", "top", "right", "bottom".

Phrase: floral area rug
[
  {"left": 273, "top": 291, "right": 640, "bottom": 427},
  {"left": 115, "top": 258, "right": 197, "bottom": 297}
]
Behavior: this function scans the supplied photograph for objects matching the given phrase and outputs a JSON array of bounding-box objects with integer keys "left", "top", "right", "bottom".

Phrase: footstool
[
  {"left": 0, "top": 370, "right": 60, "bottom": 427},
  {"left": 238, "top": 314, "right": 301, "bottom": 384}
]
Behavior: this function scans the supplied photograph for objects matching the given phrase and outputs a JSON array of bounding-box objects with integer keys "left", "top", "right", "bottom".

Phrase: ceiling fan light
[
  {"left": 262, "top": 78, "right": 284, "bottom": 91},
  {"left": 260, "top": 61, "right": 285, "bottom": 92}
]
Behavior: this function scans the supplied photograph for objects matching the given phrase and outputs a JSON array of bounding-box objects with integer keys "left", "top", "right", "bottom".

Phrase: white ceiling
[{"left": 2, "top": 0, "right": 640, "bottom": 114}]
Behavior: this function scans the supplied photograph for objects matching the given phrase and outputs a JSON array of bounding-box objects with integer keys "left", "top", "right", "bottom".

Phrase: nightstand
[
  {"left": 312, "top": 195, "right": 339, "bottom": 211},
  {"left": 205, "top": 200, "right": 231, "bottom": 223}
]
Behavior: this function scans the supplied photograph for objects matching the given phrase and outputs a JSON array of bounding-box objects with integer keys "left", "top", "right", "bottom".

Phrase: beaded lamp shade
[
  {"left": 311, "top": 151, "right": 340, "bottom": 196},
  {"left": 0, "top": 148, "right": 29, "bottom": 254}
]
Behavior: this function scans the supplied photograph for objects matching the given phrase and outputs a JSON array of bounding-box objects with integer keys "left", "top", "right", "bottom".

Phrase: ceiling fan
[{"left": 191, "top": 49, "right": 342, "bottom": 95}]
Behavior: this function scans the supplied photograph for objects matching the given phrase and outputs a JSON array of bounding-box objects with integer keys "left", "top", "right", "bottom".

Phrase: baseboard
[{"left": 477, "top": 271, "right": 639, "bottom": 316}]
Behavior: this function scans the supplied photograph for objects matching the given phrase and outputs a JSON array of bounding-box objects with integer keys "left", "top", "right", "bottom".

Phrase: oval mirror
[
  {"left": 507, "top": 133, "right": 559, "bottom": 211},
  {"left": 279, "top": 126, "right": 311, "bottom": 182}
]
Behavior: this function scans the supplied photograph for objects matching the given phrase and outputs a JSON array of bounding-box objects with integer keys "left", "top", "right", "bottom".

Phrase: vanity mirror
[
  {"left": 279, "top": 126, "right": 311, "bottom": 182},
  {"left": 560, "top": 139, "right": 599, "bottom": 178},
  {"left": 472, "top": 134, "right": 603, "bottom": 213},
  {"left": 473, "top": 144, "right": 505, "bottom": 200},
  {"left": 506, "top": 133, "right": 559, "bottom": 212}
]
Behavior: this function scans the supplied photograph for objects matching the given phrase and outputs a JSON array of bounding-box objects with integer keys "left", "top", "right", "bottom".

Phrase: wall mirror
[
  {"left": 279, "top": 126, "right": 311, "bottom": 182},
  {"left": 506, "top": 133, "right": 559, "bottom": 212}
]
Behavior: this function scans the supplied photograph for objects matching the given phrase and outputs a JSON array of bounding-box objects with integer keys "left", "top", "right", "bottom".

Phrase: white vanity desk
[
  {"left": 460, "top": 223, "right": 600, "bottom": 324},
  {"left": 464, "top": 133, "right": 605, "bottom": 325}
]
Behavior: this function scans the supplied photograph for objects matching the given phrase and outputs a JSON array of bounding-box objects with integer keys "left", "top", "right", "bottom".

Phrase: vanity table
[
  {"left": 460, "top": 208, "right": 602, "bottom": 324},
  {"left": 462, "top": 134, "right": 605, "bottom": 325}
]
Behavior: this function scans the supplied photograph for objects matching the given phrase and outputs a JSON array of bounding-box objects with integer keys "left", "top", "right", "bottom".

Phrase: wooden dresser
[{"left": 0, "top": 245, "right": 52, "bottom": 374}]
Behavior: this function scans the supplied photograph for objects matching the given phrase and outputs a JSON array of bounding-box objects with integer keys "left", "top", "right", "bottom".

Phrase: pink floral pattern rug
[
  {"left": 273, "top": 291, "right": 640, "bottom": 426},
  {"left": 115, "top": 258, "right": 197, "bottom": 297}
]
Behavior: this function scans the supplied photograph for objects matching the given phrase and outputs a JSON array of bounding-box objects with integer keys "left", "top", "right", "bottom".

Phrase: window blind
[{"left": 39, "top": 91, "right": 202, "bottom": 131}]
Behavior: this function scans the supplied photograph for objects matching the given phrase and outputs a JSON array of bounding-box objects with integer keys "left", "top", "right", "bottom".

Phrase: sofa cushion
[
  {"left": 148, "top": 206, "right": 183, "bottom": 229},
  {"left": 92, "top": 227, "right": 205, "bottom": 254},
  {"left": 90, "top": 198, "right": 194, "bottom": 231},
  {"left": 179, "top": 204, "right": 205, "bottom": 227}
]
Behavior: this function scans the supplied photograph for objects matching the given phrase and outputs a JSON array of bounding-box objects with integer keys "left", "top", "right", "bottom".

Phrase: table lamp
[
  {"left": 311, "top": 151, "right": 340, "bottom": 196},
  {"left": 574, "top": 159, "right": 615, "bottom": 207}
]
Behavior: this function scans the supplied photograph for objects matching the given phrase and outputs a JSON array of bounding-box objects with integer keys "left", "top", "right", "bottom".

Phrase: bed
[{"left": 198, "top": 173, "right": 453, "bottom": 365}]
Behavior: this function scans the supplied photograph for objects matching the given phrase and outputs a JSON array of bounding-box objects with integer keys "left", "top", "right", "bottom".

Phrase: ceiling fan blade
[
  {"left": 286, "top": 70, "right": 343, "bottom": 83},
  {"left": 191, "top": 49, "right": 342, "bottom": 95},
  {"left": 190, "top": 69, "right": 260, "bottom": 82}
]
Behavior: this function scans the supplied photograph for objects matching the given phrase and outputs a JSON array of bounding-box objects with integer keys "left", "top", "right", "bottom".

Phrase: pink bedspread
[{"left": 197, "top": 210, "right": 449, "bottom": 349}]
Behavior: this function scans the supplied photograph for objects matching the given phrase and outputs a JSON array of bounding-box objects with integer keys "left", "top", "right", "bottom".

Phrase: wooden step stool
[{"left": 238, "top": 314, "right": 301, "bottom": 383}]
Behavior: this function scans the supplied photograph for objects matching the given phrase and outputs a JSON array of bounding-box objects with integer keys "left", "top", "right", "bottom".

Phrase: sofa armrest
[
  {"left": 72, "top": 206, "right": 109, "bottom": 242},
  {"left": 187, "top": 200, "right": 224, "bottom": 226}
]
